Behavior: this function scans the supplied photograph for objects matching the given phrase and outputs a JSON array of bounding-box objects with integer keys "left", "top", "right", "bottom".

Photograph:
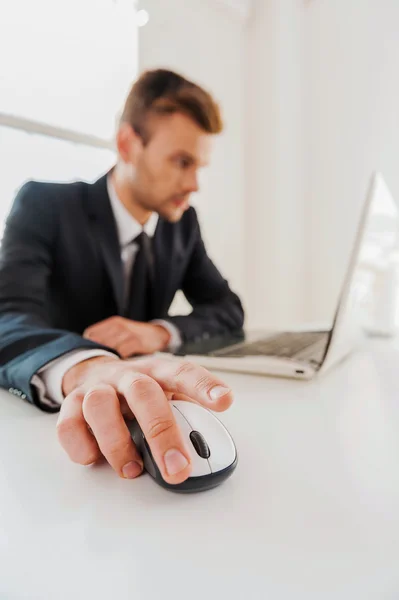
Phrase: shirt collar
[{"left": 106, "top": 175, "right": 159, "bottom": 247}]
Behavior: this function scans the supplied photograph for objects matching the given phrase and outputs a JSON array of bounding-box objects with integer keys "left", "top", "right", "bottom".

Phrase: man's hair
[{"left": 119, "top": 69, "right": 223, "bottom": 143}]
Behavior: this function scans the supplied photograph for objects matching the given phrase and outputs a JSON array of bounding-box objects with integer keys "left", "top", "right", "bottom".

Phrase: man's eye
[{"left": 176, "top": 158, "right": 190, "bottom": 169}]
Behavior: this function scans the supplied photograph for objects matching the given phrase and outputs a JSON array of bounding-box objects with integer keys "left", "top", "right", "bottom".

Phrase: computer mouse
[{"left": 127, "top": 400, "right": 238, "bottom": 493}]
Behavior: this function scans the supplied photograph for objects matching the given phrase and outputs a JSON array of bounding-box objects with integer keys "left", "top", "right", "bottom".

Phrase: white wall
[
  {"left": 245, "top": 0, "right": 306, "bottom": 329},
  {"left": 303, "top": 0, "right": 399, "bottom": 323},
  {"left": 246, "top": 0, "right": 399, "bottom": 328},
  {"left": 138, "top": 0, "right": 246, "bottom": 313}
]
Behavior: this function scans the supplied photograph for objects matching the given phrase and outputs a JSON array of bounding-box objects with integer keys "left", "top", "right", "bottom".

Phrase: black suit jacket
[{"left": 0, "top": 174, "right": 244, "bottom": 410}]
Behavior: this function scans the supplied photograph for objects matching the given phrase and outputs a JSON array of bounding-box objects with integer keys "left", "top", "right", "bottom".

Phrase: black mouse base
[{"left": 155, "top": 457, "right": 238, "bottom": 493}]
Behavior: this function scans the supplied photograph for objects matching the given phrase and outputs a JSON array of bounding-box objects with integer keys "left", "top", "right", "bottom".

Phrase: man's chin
[{"left": 160, "top": 206, "right": 188, "bottom": 223}]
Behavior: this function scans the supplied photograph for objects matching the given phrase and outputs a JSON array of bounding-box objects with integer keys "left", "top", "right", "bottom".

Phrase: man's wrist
[{"left": 62, "top": 355, "right": 119, "bottom": 397}]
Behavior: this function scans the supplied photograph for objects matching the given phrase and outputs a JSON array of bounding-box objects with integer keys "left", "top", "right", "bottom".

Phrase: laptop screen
[{"left": 320, "top": 172, "right": 399, "bottom": 370}]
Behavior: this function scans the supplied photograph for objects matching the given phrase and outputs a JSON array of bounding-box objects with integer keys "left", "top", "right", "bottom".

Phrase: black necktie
[{"left": 124, "top": 231, "right": 155, "bottom": 321}]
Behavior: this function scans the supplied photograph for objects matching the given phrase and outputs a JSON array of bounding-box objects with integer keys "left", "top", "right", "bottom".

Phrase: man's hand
[
  {"left": 57, "top": 355, "right": 233, "bottom": 485},
  {"left": 83, "top": 316, "right": 171, "bottom": 357}
]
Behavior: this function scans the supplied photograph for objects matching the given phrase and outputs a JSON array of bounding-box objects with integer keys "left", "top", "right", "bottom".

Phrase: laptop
[{"left": 167, "top": 172, "right": 398, "bottom": 380}]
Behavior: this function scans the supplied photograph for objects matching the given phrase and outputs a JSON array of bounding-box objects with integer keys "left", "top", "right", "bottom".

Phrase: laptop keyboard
[{"left": 211, "top": 331, "right": 328, "bottom": 361}]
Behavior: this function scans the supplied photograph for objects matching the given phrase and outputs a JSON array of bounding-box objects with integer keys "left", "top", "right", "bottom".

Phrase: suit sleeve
[
  {"left": 0, "top": 182, "right": 118, "bottom": 411},
  {"left": 165, "top": 210, "right": 244, "bottom": 343}
]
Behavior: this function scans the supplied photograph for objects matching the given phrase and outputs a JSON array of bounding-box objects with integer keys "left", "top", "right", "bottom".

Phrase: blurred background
[{"left": 1, "top": 0, "right": 399, "bottom": 331}]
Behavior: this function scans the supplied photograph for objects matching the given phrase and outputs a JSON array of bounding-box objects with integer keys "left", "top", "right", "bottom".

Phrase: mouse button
[
  {"left": 200, "top": 417, "right": 236, "bottom": 474},
  {"left": 189, "top": 431, "right": 211, "bottom": 459},
  {"left": 171, "top": 405, "right": 211, "bottom": 477},
  {"left": 170, "top": 401, "right": 236, "bottom": 474}
]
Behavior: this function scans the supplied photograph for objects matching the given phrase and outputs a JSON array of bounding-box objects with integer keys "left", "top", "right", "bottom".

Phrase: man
[{"left": 0, "top": 69, "right": 244, "bottom": 486}]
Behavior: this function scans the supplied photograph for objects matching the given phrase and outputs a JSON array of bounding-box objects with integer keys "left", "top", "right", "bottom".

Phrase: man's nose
[{"left": 186, "top": 171, "right": 199, "bottom": 194}]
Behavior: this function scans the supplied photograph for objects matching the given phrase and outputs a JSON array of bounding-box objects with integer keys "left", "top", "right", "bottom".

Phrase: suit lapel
[
  {"left": 152, "top": 219, "right": 184, "bottom": 317},
  {"left": 85, "top": 174, "right": 125, "bottom": 315}
]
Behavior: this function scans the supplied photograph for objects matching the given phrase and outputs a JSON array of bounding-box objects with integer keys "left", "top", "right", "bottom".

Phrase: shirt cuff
[
  {"left": 152, "top": 320, "right": 182, "bottom": 352},
  {"left": 33, "top": 349, "right": 117, "bottom": 406}
]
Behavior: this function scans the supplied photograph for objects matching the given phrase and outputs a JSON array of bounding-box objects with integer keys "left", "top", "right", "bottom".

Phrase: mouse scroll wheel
[{"left": 189, "top": 431, "right": 211, "bottom": 459}]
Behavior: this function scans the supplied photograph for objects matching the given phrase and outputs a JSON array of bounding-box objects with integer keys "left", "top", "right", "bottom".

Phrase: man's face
[{"left": 126, "top": 113, "right": 213, "bottom": 223}]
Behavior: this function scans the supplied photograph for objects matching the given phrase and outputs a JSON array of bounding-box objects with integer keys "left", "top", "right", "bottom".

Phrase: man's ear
[{"left": 116, "top": 123, "right": 143, "bottom": 165}]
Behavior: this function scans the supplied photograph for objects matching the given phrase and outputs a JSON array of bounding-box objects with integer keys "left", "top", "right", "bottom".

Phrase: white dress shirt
[{"left": 31, "top": 176, "right": 181, "bottom": 407}]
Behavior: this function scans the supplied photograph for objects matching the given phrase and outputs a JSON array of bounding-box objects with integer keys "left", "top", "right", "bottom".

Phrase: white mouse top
[{"left": 170, "top": 401, "right": 236, "bottom": 476}]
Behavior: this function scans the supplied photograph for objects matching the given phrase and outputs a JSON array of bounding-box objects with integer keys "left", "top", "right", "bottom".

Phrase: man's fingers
[
  {"left": 83, "top": 323, "right": 107, "bottom": 338},
  {"left": 117, "top": 338, "right": 142, "bottom": 358},
  {"left": 56, "top": 390, "right": 102, "bottom": 465},
  {"left": 84, "top": 317, "right": 121, "bottom": 338},
  {"left": 85, "top": 325, "right": 138, "bottom": 355},
  {"left": 117, "top": 372, "right": 192, "bottom": 485},
  {"left": 85, "top": 325, "right": 120, "bottom": 344},
  {"left": 82, "top": 384, "right": 144, "bottom": 479},
  {"left": 84, "top": 329, "right": 106, "bottom": 343},
  {"left": 131, "top": 358, "right": 233, "bottom": 412},
  {"left": 164, "top": 391, "right": 197, "bottom": 403},
  {"left": 109, "top": 330, "right": 136, "bottom": 353}
]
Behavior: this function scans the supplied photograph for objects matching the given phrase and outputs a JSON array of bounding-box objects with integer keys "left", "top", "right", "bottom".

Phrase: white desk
[{"left": 1, "top": 340, "right": 399, "bottom": 600}]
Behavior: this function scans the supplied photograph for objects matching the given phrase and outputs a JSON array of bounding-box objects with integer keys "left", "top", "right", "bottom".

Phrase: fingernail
[
  {"left": 122, "top": 461, "right": 143, "bottom": 479},
  {"left": 209, "top": 385, "right": 230, "bottom": 401},
  {"left": 164, "top": 449, "right": 189, "bottom": 476}
]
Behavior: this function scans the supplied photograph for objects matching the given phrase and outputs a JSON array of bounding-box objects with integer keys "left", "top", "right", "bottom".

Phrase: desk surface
[{"left": 1, "top": 340, "right": 399, "bottom": 600}]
